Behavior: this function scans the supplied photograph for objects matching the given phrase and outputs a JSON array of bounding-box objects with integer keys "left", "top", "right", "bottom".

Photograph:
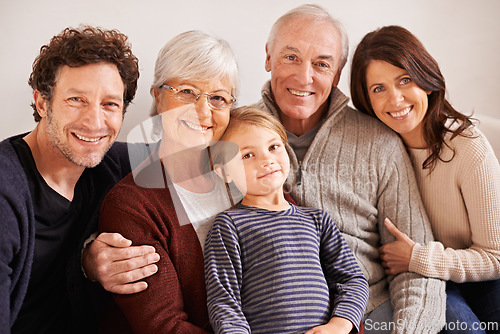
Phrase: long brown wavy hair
[{"left": 350, "top": 25, "right": 474, "bottom": 171}]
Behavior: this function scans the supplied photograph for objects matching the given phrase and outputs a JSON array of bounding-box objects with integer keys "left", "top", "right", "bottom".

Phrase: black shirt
[{"left": 11, "top": 137, "right": 96, "bottom": 333}]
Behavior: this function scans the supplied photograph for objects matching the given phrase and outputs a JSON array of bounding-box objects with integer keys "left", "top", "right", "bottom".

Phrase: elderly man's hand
[
  {"left": 379, "top": 218, "right": 415, "bottom": 275},
  {"left": 82, "top": 232, "right": 160, "bottom": 294}
]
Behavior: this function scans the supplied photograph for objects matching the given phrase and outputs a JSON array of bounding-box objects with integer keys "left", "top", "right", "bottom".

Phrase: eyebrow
[
  {"left": 368, "top": 70, "right": 411, "bottom": 89},
  {"left": 239, "top": 137, "right": 281, "bottom": 151},
  {"left": 178, "top": 82, "right": 232, "bottom": 95},
  {"left": 65, "top": 88, "right": 123, "bottom": 101},
  {"left": 281, "top": 46, "right": 301, "bottom": 54},
  {"left": 280, "top": 46, "right": 334, "bottom": 62},
  {"left": 317, "top": 55, "right": 334, "bottom": 61}
]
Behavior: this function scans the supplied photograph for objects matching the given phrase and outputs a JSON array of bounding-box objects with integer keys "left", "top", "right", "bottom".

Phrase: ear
[
  {"left": 33, "top": 90, "right": 49, "bottom": 118},
  {"left": 332, "top": 69, "right": 342, "bottom": 87},
  {"left": 153, "top": 88, "right": 162, "bottom": 111},
  {"left": 264, "top": 43, "right": 272, "bottom": 73},
  {"left": 153, "top": 87, "right": 170, "bottom": 115},
  {"left": 214, "top": 164, "right": 232, "bottom": 183}
]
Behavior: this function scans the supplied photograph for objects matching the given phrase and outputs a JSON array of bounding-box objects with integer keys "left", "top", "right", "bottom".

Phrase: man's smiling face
[
  {"left": 265, "top": 16, "right": 343, "bottom": 135},
  {"left": 41, "top": 62, "right": 124, "bottom": 168}
]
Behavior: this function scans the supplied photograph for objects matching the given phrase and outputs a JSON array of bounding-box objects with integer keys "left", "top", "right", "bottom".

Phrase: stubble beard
[{"left": 45, "top": 106, "right": 113, "bottom": 168}]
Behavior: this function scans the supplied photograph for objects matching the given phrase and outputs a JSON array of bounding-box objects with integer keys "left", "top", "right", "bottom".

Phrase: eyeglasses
[{"left": 160, "top": 84, "right": 236, "bottom": 110}]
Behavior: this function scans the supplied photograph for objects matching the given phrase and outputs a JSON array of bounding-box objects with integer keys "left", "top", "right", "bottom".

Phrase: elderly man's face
[{"left": 265, "top": 17, "right": 343, "bottom": 135}]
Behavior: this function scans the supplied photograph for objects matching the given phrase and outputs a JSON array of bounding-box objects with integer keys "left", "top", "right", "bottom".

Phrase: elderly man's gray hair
[{"left": 267, "top": 4, "right": 349, "bottom": 71}]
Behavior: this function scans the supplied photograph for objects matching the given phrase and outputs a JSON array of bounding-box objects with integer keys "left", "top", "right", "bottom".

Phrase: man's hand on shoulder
[{"left": 82, "top": 232, "right": 160, "bottom": 294}]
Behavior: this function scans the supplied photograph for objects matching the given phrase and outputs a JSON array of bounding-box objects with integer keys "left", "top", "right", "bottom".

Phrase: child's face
[{"left": 225, "top": 124, "right": 290, "bottom": 198}]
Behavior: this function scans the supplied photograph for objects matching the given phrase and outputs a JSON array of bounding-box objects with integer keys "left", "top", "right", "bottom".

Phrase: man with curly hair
[{"left": 0, "top": 26, "right": 143, "bottom": 333}]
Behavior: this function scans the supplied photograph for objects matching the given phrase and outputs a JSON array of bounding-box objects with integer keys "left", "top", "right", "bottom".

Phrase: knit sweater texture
[
  {"left": 0, "top": 134, "right": 131, "bottom": 333},
  {"left": 408, "top": 126, "right": 500, "bottom": 282},
  {"left": 205, "top": 204, "right": 369, "bottom": 333},
  {"left": 256, "top": 81, "right": 446, "bottom": 333},
  {"left": 98, "top": 158, "right": 211, "bottom": 334}
]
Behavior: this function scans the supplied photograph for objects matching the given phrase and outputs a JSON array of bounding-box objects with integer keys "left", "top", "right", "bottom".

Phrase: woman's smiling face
[
  {"left": 366, "top": 60, "right": 430, "bottom": 148},
  {"left": 154, "top": 77, "right": 232, "bottom": 150}
]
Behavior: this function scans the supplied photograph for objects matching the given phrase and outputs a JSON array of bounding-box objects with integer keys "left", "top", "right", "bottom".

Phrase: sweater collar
[{"left": 260, "top": 80, "right": 351, "bottom": 124}]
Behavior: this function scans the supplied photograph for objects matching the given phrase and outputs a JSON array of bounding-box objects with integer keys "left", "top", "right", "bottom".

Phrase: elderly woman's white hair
[
  {"left": 267, "top": 4, "right": 349, "bottom": 71},
  {"left": 150, "top": 30, "right": 239, "bottom": 117},
  {"left": 149, "top": 30, "right": 239, "bottom": 138}
]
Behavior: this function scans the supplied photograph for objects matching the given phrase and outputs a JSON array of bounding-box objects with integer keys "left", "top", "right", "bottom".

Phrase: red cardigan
[{"left": 98, "top": 159, "right": 211, "bottom": 333}]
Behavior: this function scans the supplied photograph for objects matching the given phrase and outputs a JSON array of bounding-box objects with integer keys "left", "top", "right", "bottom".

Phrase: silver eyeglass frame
[{"left": 160, "top": 84, "right": 236, "bottom": 110}]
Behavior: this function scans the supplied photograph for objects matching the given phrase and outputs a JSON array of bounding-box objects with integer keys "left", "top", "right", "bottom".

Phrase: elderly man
[
  {"left": 254, "top": 4, "right": 446, "bottom": 334},
  {"left": 0, "top": 26, "right": 150, "bottom": 333}
]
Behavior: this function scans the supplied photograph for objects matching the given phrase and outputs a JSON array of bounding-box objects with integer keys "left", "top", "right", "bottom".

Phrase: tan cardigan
[{"left": 408, "top": 125, "right": 500, "bottom": 282}]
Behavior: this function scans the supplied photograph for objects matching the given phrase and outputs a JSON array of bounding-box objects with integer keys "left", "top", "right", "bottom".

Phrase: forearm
[
  {"left": 410, "top": 242, "right": 500, "bottom": 282},
  {"left": 385, "top": 213, "right": 447, "bottom": 333},
  {"left": 0, "top": 193, "right": 30, "bottom": 332},
  {"left": 205, "top": 216, "right": 249, "bottom": 333},
  {"left": 409, "top": 145, "right": 500, "bottom": 282},
  {"left": 331, "top": 276, "right": 368, "bottom": 333},
  {"left": 100, "top": 203, "right": 208, "bottom": 333},
  {"left": 379, "top": 145, "right": 446, "bottom": 332},
  {"left": 205, "top": 269, "right": 249, "bottom": 333},
  {"left": 0, "top": 283, "right": 12, "bottom": 333},
  {"left": 327, "top": 254, "right": 368, "bottom": 331},
  {"left": 114, "top": 284, "right": 209, "bottom": 334},
  {"left": 208, "top": 308, "right": 250, "bottom": 334},
  {"left": 80, "top": 232, "right": 98, "bottom": 280},
  {"left": 321, "top": 216, "right": 368, "bottom": 331},
  {"left": 206, "top": 284, "right": 250, "bottom": 333},
  {"left": 389, "top": 272, "right": 446, "bottom": 334}
]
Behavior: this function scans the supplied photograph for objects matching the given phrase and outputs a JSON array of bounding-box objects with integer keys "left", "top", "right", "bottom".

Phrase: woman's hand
[{"left": 379, "top": 218, "right": 415, "bottom": 275}]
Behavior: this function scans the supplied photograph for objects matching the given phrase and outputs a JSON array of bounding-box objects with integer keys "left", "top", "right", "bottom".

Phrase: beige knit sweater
[
  {"left": 257, "top": 81, "right": 446, "bottom": 334},
  {"left": 408, "top": 125, "right": 500, "bottom": 282}
]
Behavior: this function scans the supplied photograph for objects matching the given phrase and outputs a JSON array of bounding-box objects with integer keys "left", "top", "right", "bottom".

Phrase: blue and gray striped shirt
[{"left": 204, "top": 204, "right": 368, "bottom": 333}]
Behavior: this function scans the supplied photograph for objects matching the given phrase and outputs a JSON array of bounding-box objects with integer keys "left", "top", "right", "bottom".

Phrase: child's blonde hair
[
  {"left": 222, "top": 105, "right": 288, "bottom": 144},
  {"left": 210, "top": 105, "right": 288, "bottom": 169}
]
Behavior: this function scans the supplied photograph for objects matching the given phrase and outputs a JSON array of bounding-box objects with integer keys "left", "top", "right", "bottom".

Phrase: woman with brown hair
[{"left": 350, "top": 25, "right": 499, "bottom": 333}]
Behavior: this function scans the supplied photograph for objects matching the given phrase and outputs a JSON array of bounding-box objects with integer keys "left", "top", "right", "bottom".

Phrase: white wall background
[{"left": 1, "top": 0, "right": 499, "bottom": 155}]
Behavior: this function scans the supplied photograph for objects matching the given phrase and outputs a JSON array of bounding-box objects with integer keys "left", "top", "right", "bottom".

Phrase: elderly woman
[{"left": 98, "top": 30, "right": 240, "bottom": 333}]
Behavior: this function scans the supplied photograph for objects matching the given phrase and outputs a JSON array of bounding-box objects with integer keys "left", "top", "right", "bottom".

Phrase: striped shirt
[{"left": 204, "top": 204, "right": 368, "bottom": 333}]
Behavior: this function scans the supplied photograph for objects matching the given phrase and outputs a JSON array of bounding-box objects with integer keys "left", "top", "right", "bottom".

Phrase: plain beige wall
[{"left": 1, "top": 0, "right": 498, "bottom": 156}]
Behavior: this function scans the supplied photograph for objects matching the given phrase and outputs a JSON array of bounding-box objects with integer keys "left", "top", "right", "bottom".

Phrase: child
[{"left": 204, "top": 106, "right": 368, "bottom": 334}]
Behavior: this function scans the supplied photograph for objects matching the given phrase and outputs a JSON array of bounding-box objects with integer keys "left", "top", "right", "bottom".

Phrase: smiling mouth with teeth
[
  {"left": 182, "top": 120, "right": 211, "bottom": 132},
  {"left": 389, "top": 106, "right": 412, "bottom": 118},
  {"left": 74, "top": 133, "right": 103, "bottom": 142},
  {"left": 288, "top": 89, "right": 313, "bottom": 97}
]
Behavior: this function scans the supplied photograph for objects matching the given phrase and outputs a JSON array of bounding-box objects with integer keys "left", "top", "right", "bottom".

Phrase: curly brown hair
[{"left": 29, "top": 25, "right": 140, "bottom": 122}]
